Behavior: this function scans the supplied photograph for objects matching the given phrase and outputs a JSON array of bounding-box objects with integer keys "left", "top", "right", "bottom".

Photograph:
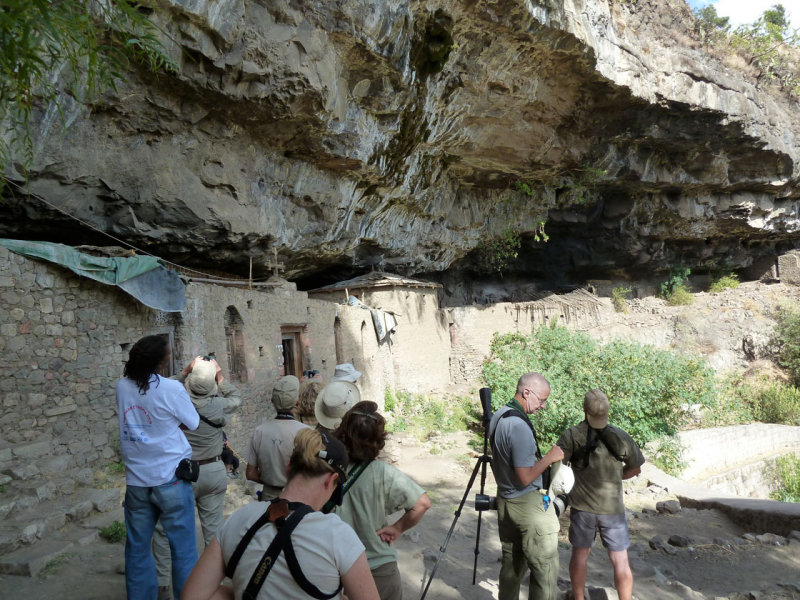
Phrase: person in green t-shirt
[
  {"left": 556, "top": 389, "right": 645, "bottom": 600},
  {"left": 333, "top": 401, "right": 431, "bottom": 600}
]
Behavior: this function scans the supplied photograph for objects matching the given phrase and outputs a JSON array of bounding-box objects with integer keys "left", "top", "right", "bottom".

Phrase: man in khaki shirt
[
  {"left": 556, "top": 389, "right": 645, "bottom": 600},
  {"left": 246, "top": 376, "right": 309, "bottom": 499}
]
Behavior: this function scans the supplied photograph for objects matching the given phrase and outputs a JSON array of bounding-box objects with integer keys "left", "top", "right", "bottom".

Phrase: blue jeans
[{"left": 124, "top": 477, "right": 198, "bottom": 600}]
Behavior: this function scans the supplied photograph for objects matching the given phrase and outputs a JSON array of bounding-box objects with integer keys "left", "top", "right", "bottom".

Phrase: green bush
[
  {"left": 665, "top": 285, "right": 693, "bottom": 306},
  {"left": 709, "top": 273, "right": 740, "bottom": 293},
  {"left": 699, "top": 375, "right": 757, "bottom": 427},
  {"left": 612, "top": 286, "right": 631, "bottom": 313},
  {"left": 384, "top": 387, "right": 396, "bottom": 413},
  {"left": 701, "top": 375, "right": 800, "bottom": 427},
  {"left": 771, "top": 303, "right": 800, "bottom": 385},
  {"left": 100, "top": 521, "right": 126, "bottom": 543},
  {"left": 384, "top": 391, "right": 478, "bottom": 438},
  {"left": 768, "top": 453, "right": 800, "bottom": 503},
  {"left": 751, "top": 380, "right": 800, "bottom": 425},
  {"left": 650, "top": 436, "right": 687, "bottom": 476},
  {"left": 482, "top": 324, "right": 715, "bottom": 448},
  {"left": 660, "top": 268, "right": 694, "bottom": 306}
]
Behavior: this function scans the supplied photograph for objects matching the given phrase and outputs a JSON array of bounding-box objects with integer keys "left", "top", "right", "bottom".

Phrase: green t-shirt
[
  {"left": 556, "top": 421, "right": 645, "bottom": 514},
  {"left": 334, "top": 460, "right": 425, "bottom": 569}
]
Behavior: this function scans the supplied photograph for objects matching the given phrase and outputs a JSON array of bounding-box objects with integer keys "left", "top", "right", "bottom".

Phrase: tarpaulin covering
[{"left": 0, "top": 239, "right": 186, "bottom": 312}]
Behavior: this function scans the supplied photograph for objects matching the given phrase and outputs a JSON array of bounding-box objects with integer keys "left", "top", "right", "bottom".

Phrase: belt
[{"left": 197, "top": 455, "right": 222, "bottom": 466}]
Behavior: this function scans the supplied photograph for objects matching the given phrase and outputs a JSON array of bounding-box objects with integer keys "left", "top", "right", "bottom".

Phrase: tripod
[{"left": 419, "top": 388, "right": 493, "bottom": 600}]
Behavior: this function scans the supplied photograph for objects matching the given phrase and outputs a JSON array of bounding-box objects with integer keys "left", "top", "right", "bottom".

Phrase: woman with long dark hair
[
  {"left": 117, "top": 335, "right": 200, "bottom": 600},
  {"left": 333, "top": 401, "right": 431, "bottom": 600},
  {"left": 181, "top": 429, "right": 379, "bottom": 600}
]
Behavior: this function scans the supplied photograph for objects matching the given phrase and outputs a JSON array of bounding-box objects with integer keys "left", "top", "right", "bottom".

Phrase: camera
[
  {"left": 474, "top": 493, "right": 497, "bottom": 511},
  {"left": 303, "top": 369, "right": 319, "bottom": 378},
  {"left": 552, "top": 493, "right": 570, "bottom": 517}
]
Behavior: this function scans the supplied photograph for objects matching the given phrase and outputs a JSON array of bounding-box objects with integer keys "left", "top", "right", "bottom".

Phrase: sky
[{"left": 685, "top": 0, "right": 800, "bottom": 28}]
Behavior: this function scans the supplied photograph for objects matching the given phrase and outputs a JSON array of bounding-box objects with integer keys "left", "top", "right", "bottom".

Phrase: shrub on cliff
[
  {"left": 482, "top": 324, "right": 715, "bottom": 449},
  {"left": 771, "top": 302, "right": 800, "bottom": 385}
]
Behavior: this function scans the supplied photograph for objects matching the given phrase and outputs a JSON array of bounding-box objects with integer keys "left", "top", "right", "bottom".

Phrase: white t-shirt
[
  {"left": 217, "top": 501, "right": 364, "bottom": 600},
  {"left": 117, "top": 375, "right": 200, "bottom": 487}
]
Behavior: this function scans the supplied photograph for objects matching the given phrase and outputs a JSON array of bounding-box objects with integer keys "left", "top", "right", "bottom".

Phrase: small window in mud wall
[
  {"left": 281, "top": 325, "right": 306, "bottom": 377},
  {"left": 224, "top": 306, "right": 248, "bottom": 383},
  {"left": 334, "top": 317, "right": 344, "bottom": 364}
]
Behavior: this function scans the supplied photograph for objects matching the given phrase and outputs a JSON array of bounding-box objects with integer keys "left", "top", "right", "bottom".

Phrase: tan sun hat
[
  {"left": 185, "top": 360, "right": 218, "bottom": 398},
  {"left": 315, "top": 381, "right": 361, "bottom": 430},
  {"left": 584, "top": 388, "right": 609, "bottom": 429},
  {"left": 272, "top": 375, "right": 300, "bottom": 411}
]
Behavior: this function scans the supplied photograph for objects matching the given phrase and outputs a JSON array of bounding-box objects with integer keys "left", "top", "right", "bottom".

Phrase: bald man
[{"left": 488, "top": 372, "right": 565, "bottom": 600}]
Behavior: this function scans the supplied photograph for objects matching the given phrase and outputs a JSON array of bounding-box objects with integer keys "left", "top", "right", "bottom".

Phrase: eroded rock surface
[{"left": 3, "top": 0, "right": 800, "bottom": 289}]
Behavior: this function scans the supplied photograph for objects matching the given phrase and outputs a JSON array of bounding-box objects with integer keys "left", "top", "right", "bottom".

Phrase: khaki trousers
[{"left": 496, "top": 491, "right": 560, "bottom": 600}]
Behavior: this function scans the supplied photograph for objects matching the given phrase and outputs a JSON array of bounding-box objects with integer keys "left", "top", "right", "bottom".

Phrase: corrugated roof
[{"left": 308, "top": 271, "right": 441, "bottom": 293}]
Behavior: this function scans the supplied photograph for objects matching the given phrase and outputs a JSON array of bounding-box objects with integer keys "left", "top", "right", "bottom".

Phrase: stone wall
[
  {"left": 177, "top": 281, "right": 337, "bottom": 447},
  {"left": 310, "top": 286, "right": 451, "bottom": 406},
  {"left": 446, "top": 290, "right": 605, "bottom": 383},
  {"left": 0, "top": 248, "right": 337, "bottom": 535},
  {"left": 0, "top": 245, "right": 169, "bottom": 515}
]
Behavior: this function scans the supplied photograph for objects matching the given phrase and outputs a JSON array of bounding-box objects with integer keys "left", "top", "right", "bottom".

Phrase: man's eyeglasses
[{"left": 524, "top": 388, "right": 547, "bottom": 405}]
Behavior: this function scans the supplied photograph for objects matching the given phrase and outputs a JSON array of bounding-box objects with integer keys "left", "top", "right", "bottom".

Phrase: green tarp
[{"left": 0, "top": 239, "right": 186, "bottom": 312}]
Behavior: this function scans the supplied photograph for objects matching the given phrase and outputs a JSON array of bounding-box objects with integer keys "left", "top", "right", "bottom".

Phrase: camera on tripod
[
  {"left": 475, "top": 492, "right": 570, "bottom": 516},
  {"left": 474, "top": 493, "right": 497, "bottom": 511}
]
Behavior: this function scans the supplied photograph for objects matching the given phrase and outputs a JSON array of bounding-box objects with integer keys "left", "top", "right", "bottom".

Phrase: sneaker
[{"left": 227, "top": 471, "right": 239, "bottom": 479}]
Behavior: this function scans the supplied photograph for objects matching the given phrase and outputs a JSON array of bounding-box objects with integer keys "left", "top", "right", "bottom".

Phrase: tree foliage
[
  {"left": 0, "top": 0, "right": 173, "bottom": 170},
  {"left": 693, "top": 3, "right": 800, "bottom": 94},
  {"left": 771, "top": 303, "right": 800, "bottom": 385},
  {"left": 482, "top": 324, "right": 715, "bottom": 448}
]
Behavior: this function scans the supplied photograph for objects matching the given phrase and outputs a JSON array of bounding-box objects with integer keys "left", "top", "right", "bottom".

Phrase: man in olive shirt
[{"left": 556, "top": 389, "right": 645, "bottom": 600}]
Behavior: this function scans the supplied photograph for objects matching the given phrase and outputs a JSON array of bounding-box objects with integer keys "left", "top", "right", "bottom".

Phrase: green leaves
[
  {"left": 482, "top": 325, "right": 715, "bottom": 449},
  {"left": 0, "top": 0, "right": 175, "bottom": 172},
  {"left": 771, "top": 303, "right": 800, "bottom": 386},
  {"left": 693, "top": 3, "right": 800, "bottom": 95}
]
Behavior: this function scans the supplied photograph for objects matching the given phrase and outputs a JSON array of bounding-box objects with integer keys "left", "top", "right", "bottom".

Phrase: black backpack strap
[
  {"left": 571, "top": 422, "right": 625, "bottom": 470},
  {"left": 490, "top": 407, "right": 550, "bottom": 490},
  {"left": 199, "top": 413, "right": 224, "bottom": 428},
  {"left": 225, "top": 503, "right": 273, "bottom": 579},
  {"left": 490, "top": 408, "right": 542, "bottom": 459},
  {"left": 241, "top": 503, "right": 315, "bottom": 600},
  {"left": 321, "top": 459, "right": 372, "bottom": 514},
  {"left": 283, "top": 534, "right": 343, "bottom": 599}
]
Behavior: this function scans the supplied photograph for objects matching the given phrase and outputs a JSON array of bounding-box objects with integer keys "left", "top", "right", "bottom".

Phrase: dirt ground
[{"left": 2, "top": 430, "right": 798, "bottom": 600}]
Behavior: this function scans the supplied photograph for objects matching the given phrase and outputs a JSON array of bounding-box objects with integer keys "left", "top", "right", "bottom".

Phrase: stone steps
[{"left": 0, "top": 487, "right": 121, "bottom": 559}]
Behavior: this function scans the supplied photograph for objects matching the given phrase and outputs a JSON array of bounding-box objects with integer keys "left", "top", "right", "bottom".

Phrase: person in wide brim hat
[
  {"left": 331, "top": 363, "right": 362, "bottom": 383},
  {"left": 315, "top": 381, "right": 361, "bottom": 430}
]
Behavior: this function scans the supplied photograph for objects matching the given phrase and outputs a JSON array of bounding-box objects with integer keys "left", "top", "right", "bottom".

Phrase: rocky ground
[{"left": 2, "top": 429, "right": 798, "bottom": 600}]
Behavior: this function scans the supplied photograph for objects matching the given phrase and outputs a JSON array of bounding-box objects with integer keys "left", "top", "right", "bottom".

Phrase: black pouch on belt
[{"left": 175, "top": 458, "right": 200, "bottom": 482}]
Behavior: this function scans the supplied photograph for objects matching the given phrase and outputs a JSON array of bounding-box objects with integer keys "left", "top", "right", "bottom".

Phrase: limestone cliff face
[{"left": 3, "top": 0, "right": 799, "bottom": 292}]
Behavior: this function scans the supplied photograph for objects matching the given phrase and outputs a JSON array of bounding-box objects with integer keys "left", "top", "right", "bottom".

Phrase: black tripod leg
[
  {"left": 472, "top": 454, "right": 489, "bottom": 584},
  {"left": 419, "top": 455, "right": 489, "bottom": 600}
]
